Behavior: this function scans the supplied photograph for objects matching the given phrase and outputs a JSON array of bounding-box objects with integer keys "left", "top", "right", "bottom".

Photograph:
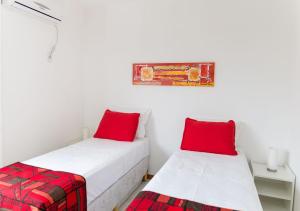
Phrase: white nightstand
[{"left": 251, "top": 161, "right": 295, "bottom": 211}]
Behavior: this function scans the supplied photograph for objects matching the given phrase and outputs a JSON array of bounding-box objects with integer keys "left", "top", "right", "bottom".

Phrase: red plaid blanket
[
  {"left": 127, "top": 191, "right": 237, "bottom": 211},
  {"left": 0, "top": 162, "right": 87, "bottom": 211}
]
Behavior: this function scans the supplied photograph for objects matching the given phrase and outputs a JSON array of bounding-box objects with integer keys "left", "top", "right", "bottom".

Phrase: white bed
[
  {"left": 24, "top": 137, "right": 150, "bottom": 210},
  {"left": 143, "top": 150, "right": 263, "bottom": 211}
]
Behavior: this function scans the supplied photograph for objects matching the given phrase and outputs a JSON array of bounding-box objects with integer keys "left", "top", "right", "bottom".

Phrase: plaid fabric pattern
[
  {"left": 0, "top": 162, "right": 87, "bottom": 211},
  {"left": 127, "top": 191, "right": 238, "bottom": 211}
]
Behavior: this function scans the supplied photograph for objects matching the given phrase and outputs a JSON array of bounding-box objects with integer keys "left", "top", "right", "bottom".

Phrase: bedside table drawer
[
  {"left": 259, "top": 196, "right": 291, "bottom": 211},
  {"left": 255, "top": 178, "right": 293, "bottom": 200},
  {"left": 251, "top": 161, "right": 295, "bottom": 211}
]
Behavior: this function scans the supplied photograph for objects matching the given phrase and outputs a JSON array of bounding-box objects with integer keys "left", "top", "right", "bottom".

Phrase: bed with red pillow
[
  {"left": 22, "top": 109, "right": 150, "bottom": 211},
  {"left": 0, "top": 108, "right": 150, "bottom": 211},
  {"left": 127, "top": 118, "right": 263, "bottom": 211}
]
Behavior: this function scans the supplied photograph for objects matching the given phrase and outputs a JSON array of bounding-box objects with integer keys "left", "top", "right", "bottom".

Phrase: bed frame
[{"left": 87, "top": 156, "right": 149, "bottom": 211}]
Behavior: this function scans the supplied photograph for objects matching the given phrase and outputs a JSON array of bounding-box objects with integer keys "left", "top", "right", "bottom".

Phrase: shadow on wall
[
  {"left": 146, "top": 115, "right": 169, "bottom": 175},
  {"left": 238, "top": 121, "right": 290, "bottom": 167},
  {"left": 235, "top": 122, "right": 265, "bottom": 162}
]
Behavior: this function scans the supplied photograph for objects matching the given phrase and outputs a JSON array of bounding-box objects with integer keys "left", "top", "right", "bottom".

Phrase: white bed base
[{"left": 88, "top": 156, "right": 149, "bottom": 211}]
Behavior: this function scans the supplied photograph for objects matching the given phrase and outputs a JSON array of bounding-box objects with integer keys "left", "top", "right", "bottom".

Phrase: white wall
[
  {"left": 82, "top": 0, "right": 300, "bottom": 209},
  {"left": 290, "top": 0, "right": 300, "bottom": 208},
  {"left": 1, "top": 0, "right": 84, "bottom": 164}
]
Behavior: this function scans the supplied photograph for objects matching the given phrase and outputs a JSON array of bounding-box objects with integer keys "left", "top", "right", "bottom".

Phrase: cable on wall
[{"left": 48, "top": 24, "right": 59, "bottom": 63}]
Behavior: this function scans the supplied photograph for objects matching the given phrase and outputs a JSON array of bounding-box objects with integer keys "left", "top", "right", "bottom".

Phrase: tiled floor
[{"left": 119, "top": 182, "right": 148, "bottom": 211}]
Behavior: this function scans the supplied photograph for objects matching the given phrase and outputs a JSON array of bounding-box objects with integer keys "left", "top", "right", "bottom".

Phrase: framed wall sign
[{"left": 133, "top": 62, "right": 215, "bottom": 87}]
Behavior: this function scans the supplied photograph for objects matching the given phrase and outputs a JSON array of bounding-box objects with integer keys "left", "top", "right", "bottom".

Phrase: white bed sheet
[
  {"left": 24, "top": 138, "right": 149, "bottom": 204},
  {"left": 144, "top": 150, "right": 262, "bottom": 211}
]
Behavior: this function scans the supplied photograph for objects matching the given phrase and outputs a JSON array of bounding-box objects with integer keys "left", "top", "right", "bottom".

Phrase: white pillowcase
[{"left": 108, "top": 106, "right": 151, "bottom": 138}]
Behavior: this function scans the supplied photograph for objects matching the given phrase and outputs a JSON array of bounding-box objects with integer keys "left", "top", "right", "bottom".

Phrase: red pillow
[
  {"left": 180, "top": 118, "right": 237, "bottom": 155},
  {"left": 94, "top": 110, "right": 140, "bottom": 142}
]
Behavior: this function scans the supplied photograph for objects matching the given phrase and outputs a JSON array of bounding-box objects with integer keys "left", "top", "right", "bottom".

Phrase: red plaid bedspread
[
  {"left": 0, "top": 162, "right": 87, "bottom": 211},
  {"left": 127, "top": 191, "right": 238, "bottom": 211}
]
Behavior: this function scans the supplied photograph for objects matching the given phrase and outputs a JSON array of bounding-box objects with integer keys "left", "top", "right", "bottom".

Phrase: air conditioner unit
[{"left": 2, "top": 0, "right": 62, "bottom": 23}]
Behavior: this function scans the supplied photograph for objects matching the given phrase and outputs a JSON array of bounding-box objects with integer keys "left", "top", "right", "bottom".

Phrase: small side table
[{"left": 251, "top": 161, "right": 295, "bottom": 211}]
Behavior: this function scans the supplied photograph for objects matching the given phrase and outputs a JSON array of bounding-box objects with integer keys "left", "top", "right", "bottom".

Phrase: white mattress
[
  {"left": 24, "top": 138, "right": 149, "bottom": 204},
  {"left": 144, "top": 150, "right": 263, "bottom": 211}
]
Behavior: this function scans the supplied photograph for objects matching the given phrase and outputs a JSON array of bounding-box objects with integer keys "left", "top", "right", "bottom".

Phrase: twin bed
[
  {"left": 24, "top": 137, "right": 150, "bottom": 210},
  {"left": 128, "top": 150, "right": 263, "bottom": 211},
  {"left": 126, "top": 117, "right": 263, "bottom": 211},
  {"left": 0, "top": 109, "right": 263, "bottom": 211}
]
